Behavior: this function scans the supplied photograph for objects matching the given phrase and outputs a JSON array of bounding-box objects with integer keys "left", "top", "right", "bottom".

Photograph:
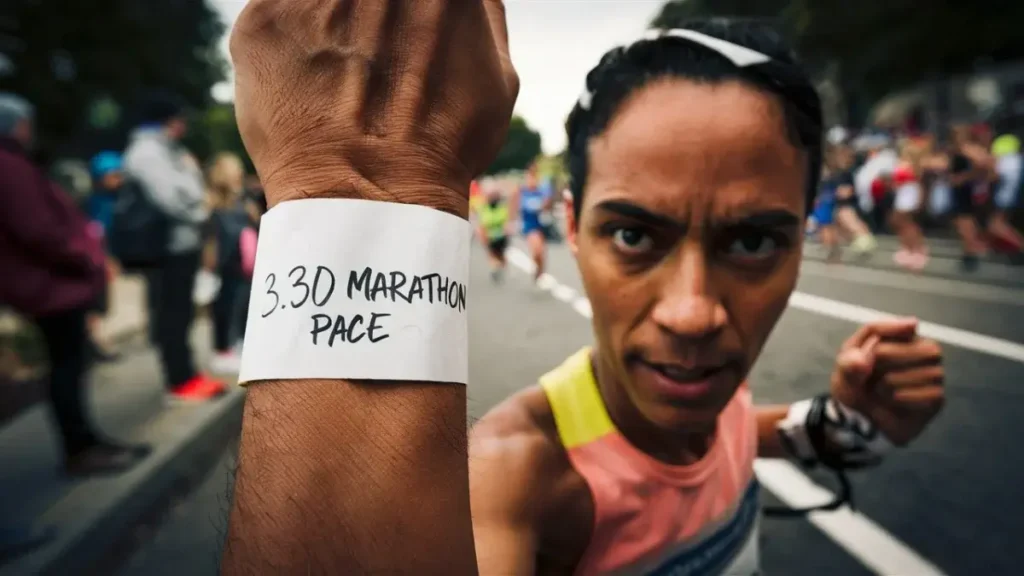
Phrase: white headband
[{"left": 577, "top": 28, "right": 773, "bottom": 111}]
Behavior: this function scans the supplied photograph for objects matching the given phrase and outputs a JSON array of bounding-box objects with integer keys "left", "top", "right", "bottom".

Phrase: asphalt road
[{"left": 118, "top": 238, "right": 1024, "bottom": 576}]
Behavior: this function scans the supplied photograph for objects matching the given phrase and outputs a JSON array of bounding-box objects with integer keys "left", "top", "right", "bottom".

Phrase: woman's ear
[{"left": 564, "top": 189, "right": 579, "bottom": 256}]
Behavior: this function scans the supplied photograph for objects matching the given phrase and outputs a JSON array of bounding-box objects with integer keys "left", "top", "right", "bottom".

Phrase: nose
[{"left": 650, "top": 242, "right": 727, "bottom": 342}]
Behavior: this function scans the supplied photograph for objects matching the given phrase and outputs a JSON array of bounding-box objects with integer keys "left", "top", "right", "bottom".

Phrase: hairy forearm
[
  {"left": 755, "top": 405, "right": 790, "bottom": 459},
  {"left": 222, "top": 380, "right": 477, "bottom": 574},
  {"left": 222, "top": 180, "right": 477, "bottom": 575}
]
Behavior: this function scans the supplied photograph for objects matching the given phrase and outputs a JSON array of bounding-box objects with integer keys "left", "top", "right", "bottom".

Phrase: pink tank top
[{"left": 540, "top": 348, "right": 761, "bottom": 576}]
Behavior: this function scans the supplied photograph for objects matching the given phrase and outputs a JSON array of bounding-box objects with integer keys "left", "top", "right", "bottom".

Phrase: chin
[{"left": 636, "top": 400, "right": 725, "bottom": 435}]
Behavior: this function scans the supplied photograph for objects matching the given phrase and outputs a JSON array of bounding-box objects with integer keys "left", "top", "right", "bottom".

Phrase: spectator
[
  {"left": 123, "top": 92, "right": 226, "bottom": 400},
  {"left": 235, "top": 184, "right": 268, "bottom": 344},
  {"left": 0, "top": 93, "right": 150, "bottom": 475},
  {"left": 83, "top": 151, "right": 128, "bottom": 363},
  {"left": 206, "top": 153, "right": 249, "bottom": 374}
]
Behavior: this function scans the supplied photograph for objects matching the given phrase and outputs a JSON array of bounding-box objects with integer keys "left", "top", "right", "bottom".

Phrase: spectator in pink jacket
[{"left": 0, "top": 93, "right": 150, "bottom": 478}]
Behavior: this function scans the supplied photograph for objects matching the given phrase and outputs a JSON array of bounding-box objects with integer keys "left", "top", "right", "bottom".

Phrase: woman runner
[{"left": 469, "top": 21, "right": 945, "bottom": 575}]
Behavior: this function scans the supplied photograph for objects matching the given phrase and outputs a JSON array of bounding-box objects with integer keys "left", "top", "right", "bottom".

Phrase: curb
[
  {"left": 801, "top": 252, "right": 1024, "bottom": 290},
  {"left": 1, "top": 387, "right": 245, "bottom": 576}
]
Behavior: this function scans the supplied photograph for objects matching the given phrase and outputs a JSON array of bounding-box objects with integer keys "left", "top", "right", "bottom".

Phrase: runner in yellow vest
[{"left": 476, "top": 179, "right": 511, "bottom": 283}]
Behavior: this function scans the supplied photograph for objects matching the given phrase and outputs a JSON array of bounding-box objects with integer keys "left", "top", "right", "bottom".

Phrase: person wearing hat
[
  {"left": 988, "top": 134, "right": 1024, "bottom": 260},
  {"left": 0, "top": 93, "right": 151, "bottom": 481},
  {"left": 123, "top": 92, "right": 227, "bottom": 401},
  {"left": 83, "top": 151, "right": 129, "bottom": 363}
]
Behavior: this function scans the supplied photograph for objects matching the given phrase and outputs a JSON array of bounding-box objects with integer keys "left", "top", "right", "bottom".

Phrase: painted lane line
[
  {"left": 799, "top": 260, "right": 1024, "bottom": 308},
  {"left": 572, "top": 298, "right": 593, "bottom": 319},
  {"left": 753, "top": 460, "right": 945, "bottom": 576},
  {"left": 506, "top": 249, "right": 536, "bottom": 274},
  {"left": 551, "top": 284, "right": 578, "bottom": 303},
  {"left": 505, "top": 248, "right": 1024, "bottom": 364},
  {"left": 789, "top": 292, "right": 1024, "bottom": 364},
  {"left": 504, "top": 247, "right": 946, "bottom": 576},
  {"left": 537, "top": 274, "right": 558, "bottom": 291}
]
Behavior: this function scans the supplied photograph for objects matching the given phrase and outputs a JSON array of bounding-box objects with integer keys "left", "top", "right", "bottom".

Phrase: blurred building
[{"left": 871, "top": 61, "right": 1024, "bottom": 135}]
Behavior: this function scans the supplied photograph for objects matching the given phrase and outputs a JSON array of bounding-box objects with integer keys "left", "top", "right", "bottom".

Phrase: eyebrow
[
  {"left": 592, "top": 200, "right": 801, "bottom": 231},
  {"left": 722, "top": 210, "right": 802, "bottom": 229},
  {"left": 593, "top": 200, "right": 683, "bottom": 229}
]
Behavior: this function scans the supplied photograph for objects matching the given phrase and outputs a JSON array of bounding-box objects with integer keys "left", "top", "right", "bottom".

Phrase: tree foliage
[
  {"left": 184, "top": 103, "right": 254, "bottom": 174},
  {"left": 485, "top": 115, "right": 542, "bottom": 175},
  {"left": 652, "top": 0, "right": 1024, "bottom": 118},
  {"left": 0, "top": 0, "right": 226, "bottom": 157}
]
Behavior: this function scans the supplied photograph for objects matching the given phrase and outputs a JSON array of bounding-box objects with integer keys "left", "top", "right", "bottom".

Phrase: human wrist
[{"left": 261, "top": 165, "right": 469, "bottom": 220}]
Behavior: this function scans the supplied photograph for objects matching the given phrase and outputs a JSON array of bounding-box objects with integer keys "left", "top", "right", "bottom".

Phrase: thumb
[{"left": 837, "top": 346, "right": 875, "bottom": 388}]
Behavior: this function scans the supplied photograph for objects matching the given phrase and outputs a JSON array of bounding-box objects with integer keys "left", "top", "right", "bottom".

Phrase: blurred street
[
  {"left": 113, "top": 240, "right": 1024, "bottom": 576},
  {"left": 4, "top": 0, "right": 1024, "bottom": 574}
]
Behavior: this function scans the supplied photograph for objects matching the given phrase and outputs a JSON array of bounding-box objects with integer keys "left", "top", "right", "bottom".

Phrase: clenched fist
[
  {"left": 831, "top": 318, "right": 946, "bottom": 446},
  {"left": 229, "top": 0, "right": 519, "bottom": 216}
]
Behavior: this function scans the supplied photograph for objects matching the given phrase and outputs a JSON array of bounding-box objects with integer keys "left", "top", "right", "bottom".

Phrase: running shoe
[
  {"left": 908, "top": 251, "right": 929, "bottom": 271},
  {"left": 168, "top": 376, "right": 226, "bottom": 403},
  {"left": 893, "top": 249, "right": 914, "bottom": 268},
  {"left": 210, "top": 351, "right": 241, "bottom": 375},
  {"left": 850, "top": 234, "right": 877, "bottom": 258}
]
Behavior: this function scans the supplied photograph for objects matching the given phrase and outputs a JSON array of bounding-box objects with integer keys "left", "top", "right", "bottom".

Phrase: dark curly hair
[{"left": 564, "top": 19, "right": 823, "bottom": 218}]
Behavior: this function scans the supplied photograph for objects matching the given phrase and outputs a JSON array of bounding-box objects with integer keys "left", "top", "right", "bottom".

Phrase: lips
[
  {"left": 635, "top": 358, "right": 729, "bottom": 403},
  {"left": 643, "top": 361, "right": 722, "bottom": 383}
]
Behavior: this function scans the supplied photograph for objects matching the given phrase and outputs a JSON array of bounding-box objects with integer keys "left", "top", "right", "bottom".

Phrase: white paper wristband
[{"left": 238, "top": 198, "right": 470, "bottom": 385}]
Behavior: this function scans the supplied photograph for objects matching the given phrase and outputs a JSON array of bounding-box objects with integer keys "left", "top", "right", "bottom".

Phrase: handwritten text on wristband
[
  {"left": 258, "top": 265, "right": 467, "bottom": 346},
  {"left": 238, "top": 198, "right": 470, "bottom": 385}
]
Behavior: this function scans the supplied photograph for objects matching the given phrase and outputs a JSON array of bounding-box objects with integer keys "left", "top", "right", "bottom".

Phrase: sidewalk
[
  {"left": 0, "top": 276, "right": 244, "bottom": 576},
  {"left": 802, "top": 236, "right": 1024, "bottom": 288}
]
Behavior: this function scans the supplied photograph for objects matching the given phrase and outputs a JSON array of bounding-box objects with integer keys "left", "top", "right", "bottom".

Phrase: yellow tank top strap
[{"left": 539, "top": 347, "right": 616, "bottom": 450}]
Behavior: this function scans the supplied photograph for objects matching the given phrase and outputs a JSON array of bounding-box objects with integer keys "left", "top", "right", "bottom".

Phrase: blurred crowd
[
  {"left": 809, "top": 123, "right": 1023, "bottom": 271},
  {"left": 0, "top": 91, "right": 266, "bottom": 478}
]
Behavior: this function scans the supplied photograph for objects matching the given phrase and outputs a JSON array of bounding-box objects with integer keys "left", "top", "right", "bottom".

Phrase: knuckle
[
  {"left": 920, "top": 339, "right": 943, "bottom": 360},
  {"left": 235, "top": 0, "right": 282, "bottom": 39}
]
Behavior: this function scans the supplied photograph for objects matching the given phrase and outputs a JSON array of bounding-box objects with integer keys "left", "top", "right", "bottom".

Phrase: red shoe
[
  {"left": 169, "top": 376, "right": 223, "bottom": 402},
  {"left": 197, "top": 374, "right": 227, "bottom": 396}
]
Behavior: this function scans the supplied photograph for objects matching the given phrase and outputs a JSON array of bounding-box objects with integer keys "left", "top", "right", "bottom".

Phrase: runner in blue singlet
[{"left": 518, "top": 164, "right": 552, "bottom": 283}]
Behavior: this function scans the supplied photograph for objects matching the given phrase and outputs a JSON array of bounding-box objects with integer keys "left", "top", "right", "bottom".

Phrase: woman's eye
[
  {"left": 611, "top": 227, "right": 654, "bottom": 254},
  {"left": 725, "top": 232, "right": 781, "bottom": 260}
]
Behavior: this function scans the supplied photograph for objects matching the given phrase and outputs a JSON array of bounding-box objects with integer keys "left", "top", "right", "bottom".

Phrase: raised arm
[
  {"left": 757, "top": 319, "right": 944, "bottom": 464},
  {"left": 220, "top": 1, "right": 518, "bottom": 574}
]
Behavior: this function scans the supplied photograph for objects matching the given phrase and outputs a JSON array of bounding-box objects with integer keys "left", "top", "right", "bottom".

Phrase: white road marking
[
  {"left": 537, "top": 273, "right": 558, "bottom": 291},
  {"left": 799, "top": 260, "right": 1024, "bottom": 307},
  {"left": 789, "top": 292, "right": 1024, "bottom": 364},
  {"left": 504, "top": 247, "right": 947, "bottom": 576},
  {"left": 753, "top": 460, "right": 946, "bottom": 576},
  {"left": 551, "top": 284, "right": 578, "bottom": 303},
  {"left": 506, "top": 247, "right": 1024, "bottom": 364}
]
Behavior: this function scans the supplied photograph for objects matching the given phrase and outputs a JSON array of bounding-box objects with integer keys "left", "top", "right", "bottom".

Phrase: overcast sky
[{"left": 210, "top": 1, "right": 663, "bottom": 154}]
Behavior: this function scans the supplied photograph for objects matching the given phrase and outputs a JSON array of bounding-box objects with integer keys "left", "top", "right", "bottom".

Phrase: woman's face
[{"left": 568, "top": 79, "right": 807, "bottom": 433}]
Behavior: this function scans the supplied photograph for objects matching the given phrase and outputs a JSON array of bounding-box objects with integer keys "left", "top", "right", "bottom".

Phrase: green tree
[
  {"left": 485, "top": 115, "right": 542, "bottom": 175},
  {"left": 184, "top": 103, "right": 254, "bottom": 172},
  {"left": 0, "top": 0, "right": 226, "bottom": 155},
  {"left": 651, "top": 0, "right": 1024, "bottom": 123}
]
